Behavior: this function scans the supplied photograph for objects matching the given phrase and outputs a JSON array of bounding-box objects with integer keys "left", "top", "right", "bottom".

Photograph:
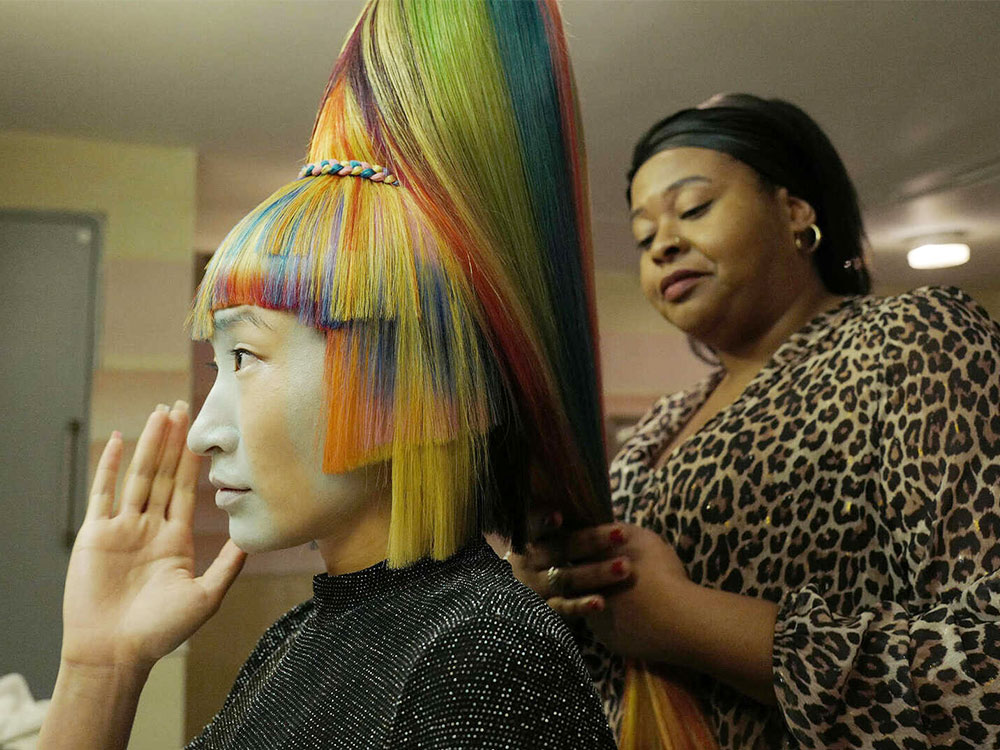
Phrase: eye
[
  {"left": 205, "top": 360, "right": 219, "bottom": 372},
  {"left": 680, "top": 200, "right": 712, "bottom": 220},
  {"left": 230, "top": 348, "right": 255, "bottom": 372},
  {"left": 636, "top": 236, "right": 653, "bottom": 252}
]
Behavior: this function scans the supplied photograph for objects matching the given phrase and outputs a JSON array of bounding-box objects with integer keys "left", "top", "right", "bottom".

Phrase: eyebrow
[
  {"left": 212, "top": 308, "right": 275, "bottom": 334},
  {"left": 630, "top": 175, "right": 713, "bottom": 219}
]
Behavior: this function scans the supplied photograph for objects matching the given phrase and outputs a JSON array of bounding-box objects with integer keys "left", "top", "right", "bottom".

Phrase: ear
[{"left": 780, "top": 188, "right": 817, "bottom": 233}]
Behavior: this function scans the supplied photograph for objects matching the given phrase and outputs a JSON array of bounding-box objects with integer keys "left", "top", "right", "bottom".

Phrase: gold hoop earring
[{"left": 795, "top": 223, "right": 822, "bottom": 254}]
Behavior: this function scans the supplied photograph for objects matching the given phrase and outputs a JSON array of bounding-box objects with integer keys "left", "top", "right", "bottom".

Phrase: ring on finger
[{"left": 546, "top": 565, "right": 564, "bottom": 596}]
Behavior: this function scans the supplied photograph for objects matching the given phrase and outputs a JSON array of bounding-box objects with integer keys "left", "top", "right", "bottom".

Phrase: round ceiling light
[{"left": 907, "top": 243, "right": 970, "bottom": 270}]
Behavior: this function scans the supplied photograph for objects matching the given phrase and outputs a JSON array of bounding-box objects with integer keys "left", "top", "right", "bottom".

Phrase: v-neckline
[{"left": 647, "top": 295, "right": 863, "bottom": 479}]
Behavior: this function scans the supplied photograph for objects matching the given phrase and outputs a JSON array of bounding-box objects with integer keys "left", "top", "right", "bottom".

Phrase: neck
[
  {"left": 315, "top": 493, "right": 392, "bottom": 576},
  {"left": 714, "top": 287, "right": 844, "bottom": 383}
]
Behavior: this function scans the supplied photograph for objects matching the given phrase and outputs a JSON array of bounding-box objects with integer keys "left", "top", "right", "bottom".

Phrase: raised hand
[{"left": 60, "top": 402, "right": 246, "bottom": 671}]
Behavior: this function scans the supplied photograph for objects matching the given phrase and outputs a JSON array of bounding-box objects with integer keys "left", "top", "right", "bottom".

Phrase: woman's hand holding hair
[
  {"left": 509, "top": 516, "right": 632, "bottom": 618},
  {"left": 512, "top": 520, "right": 779, "bottom": 706},
  {"left": 39, "top": 402, "right": 246, "bottom": 750}
]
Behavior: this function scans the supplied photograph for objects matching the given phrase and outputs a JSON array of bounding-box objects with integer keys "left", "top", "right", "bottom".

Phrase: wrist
[
  {"left": 56, "top": 658, "right": 152, "bottom": 694},
  {"left": 655, "top": 578, "right": 711, "bottom": 668},
  {"left": 40, "top": 659, "right": 151, "bottom": 750},
  {"left": 657, "top": 582, "right": 779, "bottom": 705}
]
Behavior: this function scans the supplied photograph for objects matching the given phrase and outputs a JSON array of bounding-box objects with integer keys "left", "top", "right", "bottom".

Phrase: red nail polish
[
  {"left": 611, "top": 559, "right": 625, "bottom": 577},
  {"left": 609, "top": 528, "right": 625, "bottom": 545},
  {"left": 587, "top": 598, "right": 603, "bottom": 612}
]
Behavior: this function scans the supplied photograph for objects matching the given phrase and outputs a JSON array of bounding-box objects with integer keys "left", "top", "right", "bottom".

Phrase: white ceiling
[{"left": 3, "top": 0, "right": 1000, "bottom": 288}]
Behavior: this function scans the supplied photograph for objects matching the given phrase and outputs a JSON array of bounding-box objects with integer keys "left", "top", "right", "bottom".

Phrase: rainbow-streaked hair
[{"left": 191, "top": 0, "right": 611, "bottom": 565}]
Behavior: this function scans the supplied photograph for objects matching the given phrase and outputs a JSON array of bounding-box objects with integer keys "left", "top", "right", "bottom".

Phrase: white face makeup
[{"left": 187, "top": 306, "right": 389, "bottom": 558}]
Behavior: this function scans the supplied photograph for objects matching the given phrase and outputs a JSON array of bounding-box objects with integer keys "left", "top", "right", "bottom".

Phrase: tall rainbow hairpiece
[{"left": 191, "top": 0, "right": 611, "bottom": 564}]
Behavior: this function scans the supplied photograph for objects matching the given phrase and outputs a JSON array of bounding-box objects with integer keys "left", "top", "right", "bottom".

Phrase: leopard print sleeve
[{"left": 772, "top": 287, "right": 1000, "bottom": 749}]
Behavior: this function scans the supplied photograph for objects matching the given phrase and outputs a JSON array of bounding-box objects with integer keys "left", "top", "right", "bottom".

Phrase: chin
[
  {"left": 663, "top": 293, "right": 722, "bottom": 339},
  {"left": 227, "top": 518, "right": 286, "bottom": 554}
]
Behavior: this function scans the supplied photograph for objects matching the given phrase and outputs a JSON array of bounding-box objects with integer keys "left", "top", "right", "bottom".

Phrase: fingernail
[
  {"left": 611, "top": 559, "right": 626, "bottom": 577},
  {"left": 173, "top": 399, "right": 189, "bottom": 412},
  {"left": 156, "top": 403, "right": 170, "bottom": 412},
  {"left": 587, "top": 598, "right": 604, "bottom": 612},
  {"left": 111, "top": 430, "right": 122, "bottom": 441},
  {"left": 609, "top": 528, "right": 625, "bottom": 545}
]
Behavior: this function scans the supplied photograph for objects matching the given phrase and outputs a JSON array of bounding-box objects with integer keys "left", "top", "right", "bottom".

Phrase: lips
[
  {"left": 212, "top": 478, "right": 250, "bottom": 511},
  {"left": 659, "top": 269, "right": 709, "bottom": 302},
  {"left": 209, "top": 472, "right": 251, "bottom": 509},
  {"left": 209, "top": 473, "right": 250, "bottom": 492}
]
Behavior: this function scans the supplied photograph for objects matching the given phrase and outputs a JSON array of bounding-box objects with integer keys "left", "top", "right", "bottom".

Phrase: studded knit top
[
  {"left": 583, "top": 286, "right": 1000, "bottom": 749},
  {"left": 186, "top": 538, "right": 616, "bottom": 749}
]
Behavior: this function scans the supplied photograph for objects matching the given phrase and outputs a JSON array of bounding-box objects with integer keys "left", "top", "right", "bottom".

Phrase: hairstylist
[{"left": 513, "top": 93, "right": 1000, "bottom": 749}]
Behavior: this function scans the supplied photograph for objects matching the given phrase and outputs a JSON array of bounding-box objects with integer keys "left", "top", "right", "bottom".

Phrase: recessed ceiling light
[{"left": 907, "top": 243, "right": 970, "bottom": 270}]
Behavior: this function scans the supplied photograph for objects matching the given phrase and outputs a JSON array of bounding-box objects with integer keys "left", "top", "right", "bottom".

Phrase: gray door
[{"left": 0, "top": 212, "right": 100, "bottom": 697}]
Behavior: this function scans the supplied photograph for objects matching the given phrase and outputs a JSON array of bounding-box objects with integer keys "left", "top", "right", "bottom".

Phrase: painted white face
[{"left": 187, "top": 305, "right": 388, "bottom": 554}]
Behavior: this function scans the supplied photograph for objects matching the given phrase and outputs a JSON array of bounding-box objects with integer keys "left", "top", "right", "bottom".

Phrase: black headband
[{"left": 632, "top": 105, "right": 816, "bottom": 207}]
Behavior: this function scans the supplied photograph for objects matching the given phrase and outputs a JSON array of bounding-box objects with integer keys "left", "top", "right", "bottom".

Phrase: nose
[
  {"left": 187, "top": 379, "right": 239, "bottom": 456},
  {"left": 649, "top": 226, "right": 685, "bottom": 265}
]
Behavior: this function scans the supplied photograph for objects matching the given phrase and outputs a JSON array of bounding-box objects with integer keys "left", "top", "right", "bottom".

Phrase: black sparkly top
[{"left": 186, "top": 538, "right": 616, "bottom": 749}]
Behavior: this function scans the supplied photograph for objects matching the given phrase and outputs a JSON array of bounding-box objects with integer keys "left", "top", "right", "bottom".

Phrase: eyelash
[
  {"left": 231, "top": 348, "right": 252, "bottom": 372},
  {"left": 204, "top": 348, "right": 253, "bottom": 373},
  {"left": 680, "top": 200, "right": 713, "bottom": 220},
  {"left": 636, "top": 201, "right": 714, "bottom": 250}
]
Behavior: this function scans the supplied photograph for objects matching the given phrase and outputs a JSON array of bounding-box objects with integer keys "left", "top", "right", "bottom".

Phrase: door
[{"left": 0, "top": 211, "right": 100, "bottom": 697}]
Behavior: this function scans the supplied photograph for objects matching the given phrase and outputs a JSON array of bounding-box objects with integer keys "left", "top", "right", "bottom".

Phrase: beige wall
[
  {"left": 595, "top": 270, "right": 713, "bottom": 418},
  {"left": 0, "top": 131, "right": 196, "bottom": 750}
]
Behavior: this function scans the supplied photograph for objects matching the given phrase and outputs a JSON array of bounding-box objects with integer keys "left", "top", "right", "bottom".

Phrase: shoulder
[
  {"left": 868, "top": 287, "right": 1000, "bottom": 454},
  {"left": 870, "top": 286, "right": 999, "bottom": 347},
  {"left": 832, "top": 287, "right": 999, "bottom": 376},
  {"left": 389, "top": 605, "right": 613, "bottom": 748},
  {"left": 383, "top": 553, "right": 612, "bottom": 747},
  {"left": 413, "top": 553, "right": 584, "bottom": 665},
  {"left": 188, "top": 598, "right": 315, "bottom": 745},
  {"left": 254, "top": 597, "right": 315, "bottom": 648}
]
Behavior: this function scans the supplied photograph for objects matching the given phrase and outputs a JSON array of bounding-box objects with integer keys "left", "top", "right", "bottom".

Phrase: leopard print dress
[{"left": 583, "top": 286, "right": 1000, "bottom": 749}]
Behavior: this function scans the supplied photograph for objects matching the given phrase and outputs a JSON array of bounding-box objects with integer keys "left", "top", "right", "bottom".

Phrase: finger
[
  {"left": 560, "top": 523, "right": 629, "bottom": 564},
  {"left": 524, "top": 523, "right": 627, "bottom": 571},
  {"left": 120, "top": 405, "right": 171, "bottom": 514},
  {"left": 548, "top": 556, "right": 631, "bottom": 598},
  {"left": 197, "top": 540, "right": 247, "bottom": 609},
  {"left": 166, "top": 442, "right": 201, "bottom": 527},
  {"left": 147, "top": 402, "right": 190, "bottom": 517},
  {"left": 547, "top": 594, "right": 605, "bottom": 620},
  {"left": 85, "top": 431, "right": 123, "bottom": 521}
]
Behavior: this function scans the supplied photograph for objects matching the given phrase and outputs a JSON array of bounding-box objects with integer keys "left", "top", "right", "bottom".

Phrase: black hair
[{"left": 627, "top": 93, "right": 871, "bottom": 295}]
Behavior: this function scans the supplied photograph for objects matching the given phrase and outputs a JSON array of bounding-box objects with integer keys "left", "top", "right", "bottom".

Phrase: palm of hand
[
  {"left": 63, "top": 514, "right": 202, "bottom": 668},
  {"left": 59, "top": 406, "right": 245, "bottom": 671}
]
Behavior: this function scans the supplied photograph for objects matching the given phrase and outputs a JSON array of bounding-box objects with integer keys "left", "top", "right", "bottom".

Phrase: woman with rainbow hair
[{"left": 38, "top": 1, "right": 619, "bottom": 747}]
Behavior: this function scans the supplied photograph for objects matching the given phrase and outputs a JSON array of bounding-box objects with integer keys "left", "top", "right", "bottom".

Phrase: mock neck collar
[{"left": 310, "top": 536, "right": 497, "bottom": 617}]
